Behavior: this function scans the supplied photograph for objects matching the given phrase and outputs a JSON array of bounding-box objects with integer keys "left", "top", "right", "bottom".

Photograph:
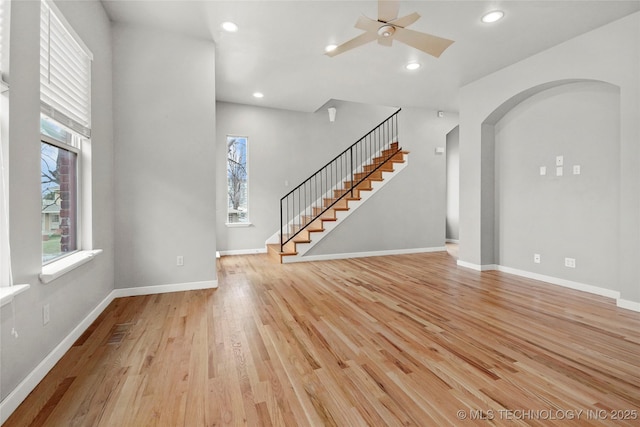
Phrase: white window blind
[{"left": 40, "top": 0, "right": 92, "bottom": 138}]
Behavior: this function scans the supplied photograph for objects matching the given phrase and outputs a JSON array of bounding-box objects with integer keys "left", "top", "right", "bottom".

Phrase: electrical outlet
[
  {"left": 539, "top": 166, "right": 547, "bottom": 176},
  {"left": 556, "top": 166, "right": 563, "bottom": 176},
  {"left": 534, "top": 254, "right": 541, "bottom": 264},
  {"left": 177, "top": 256, "right": 184, "bottom": 266},
  {"left": 565, "top": 257, "right": 576, "bottom": 268},
  {"left": 573, "top": 165, "right": 581, "bottom": 175},
  {"left": 43, "top": 304, "right": 50, "bottom": 325}
]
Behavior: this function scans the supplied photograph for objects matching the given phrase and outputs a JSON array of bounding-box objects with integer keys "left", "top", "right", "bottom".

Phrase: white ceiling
[{"left": 101, "top": 0, "right": 640, "bottom": 113}]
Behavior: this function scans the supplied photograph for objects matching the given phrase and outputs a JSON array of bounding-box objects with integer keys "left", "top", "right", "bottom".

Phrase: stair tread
[{"left": 271, "top": 143, "right": 408, "bottom": 263}]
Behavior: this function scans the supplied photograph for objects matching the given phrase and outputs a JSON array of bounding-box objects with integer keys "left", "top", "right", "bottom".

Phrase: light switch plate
[
  {"left": 573, "top": 165, "right": 581, "bottom": 175},
  {"left": 556, "top": 167, "right": 563, "bottom": 176},
  {"left": 539, "top": 166, "right": 547, "bottom": 176},
  {"left": 556, "top": 155, "right": 564, "bottom": 166}
]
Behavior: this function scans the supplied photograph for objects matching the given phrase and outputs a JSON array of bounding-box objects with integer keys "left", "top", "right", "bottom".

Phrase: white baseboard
[
  {"left": 617, "top": 298, "right": 640, "bottom": 312},
  {"left": 219, "top": 247, "right": 267, "bottom": 256},
  {"left": 286, "top": 246, "right": 446, "bottom": 263},
  {"left": 495, "top": 265, "right": 620, "bottom": 299},
  {"left": 112, "top": 279, "right": 218, "bottom": 298},
  {"left": 0, "top": 279, "right": 218, "bottom": 424},
  {"left": 456, "top": 260, "right": 639, "bottom": 312},
  {"left": 446, "top": 239, "right": 459, "bottom": 244},
  {"left": 456, "top": 260, "right": 498, "bottom": 271},
  {"left": 217, "top": 248, "right": 267, "bottom": 256},
  {"left": 0, "top": 291, "right": 115, "bottom": 425}
]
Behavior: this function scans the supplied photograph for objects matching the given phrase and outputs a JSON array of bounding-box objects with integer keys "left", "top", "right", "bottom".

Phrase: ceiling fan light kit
[
  {"left": 325, "top": 0, "right": 455, "bottom": 58},
  {"left": 378, "top": 25, "right": 395, "bottom": 37}
]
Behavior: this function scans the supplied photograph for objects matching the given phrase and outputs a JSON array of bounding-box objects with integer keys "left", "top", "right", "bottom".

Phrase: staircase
[{"left": 266, "top": 110, "right": 409, "bottom": 263}]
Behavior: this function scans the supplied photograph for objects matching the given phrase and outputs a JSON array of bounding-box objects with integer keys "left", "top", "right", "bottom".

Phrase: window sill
[
  {"left": 0, "top": 284, "right": 31, "bottom": 307},
  {"left": 225, "top": 222, "right": 252, "bottom": 228},
  {"left": 40, "top": 249, "right": 103, "bottom": 284}
]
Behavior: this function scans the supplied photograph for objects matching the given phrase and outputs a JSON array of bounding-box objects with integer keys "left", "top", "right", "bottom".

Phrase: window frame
[
  {"left": 37, "top": 0, "right": 100, "bottom": 284},
  {"left": 40, "top": 133, "right": 81, "bottom": 265},
  {"left": 226, "top": 135, "right": 250, "bottom": 226}
]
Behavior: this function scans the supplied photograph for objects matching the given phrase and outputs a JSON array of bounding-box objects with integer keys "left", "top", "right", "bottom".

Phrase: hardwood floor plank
[{"left": 4, "top": 251, "right": 640, "bottom": 426}]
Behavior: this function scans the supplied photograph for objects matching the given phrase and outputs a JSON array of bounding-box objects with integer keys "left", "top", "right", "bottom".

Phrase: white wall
[
  {"left": 1, "top": 0, "right": 114, "bottom": 402},
  {"left": 112, "top": 23, "right": 217, "bottom": 288},
  {"left": 459, "top": 12, "right": 640, "bottom": 306}
]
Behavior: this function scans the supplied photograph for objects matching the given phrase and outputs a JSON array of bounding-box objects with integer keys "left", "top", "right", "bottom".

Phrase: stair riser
[
  {"left": 323, "top": 199, "right": 349, "bottom": 210},
  {"left": 355, "top": 171, "right": 383, "bottom": 181},
  {"left": 271, "top": 147, "right": 408, "bottom": 263}
]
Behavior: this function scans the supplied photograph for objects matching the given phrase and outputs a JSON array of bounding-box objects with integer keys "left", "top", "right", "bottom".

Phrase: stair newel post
[{"left": 280, "top": 198, "right": 283, "bottom": 252}]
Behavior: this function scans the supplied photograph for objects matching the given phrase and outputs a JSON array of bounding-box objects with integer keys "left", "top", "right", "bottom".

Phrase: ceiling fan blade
[
  {"left": 378, "top": 0, "right": 400, "bottom": 22},
  {"left": 355, "top": 15, "right": 381, "bottom": 33},
  {"left": 389, "top": 12, "right": 420, "bottom": 29},
  {"left": 392, "top": 27, "right": 454, "bottom": 58},
  {"left": 325, "top": 31, "right": 378, "bottom": 57}
]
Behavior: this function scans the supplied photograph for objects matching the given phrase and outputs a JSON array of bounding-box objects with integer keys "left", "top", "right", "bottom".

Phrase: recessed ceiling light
[
  {"left": 253, "top": 92, "right": 264, "bottom": 98},
  {"left": 221, "top": 21, "right": 238, "bottom": 32},
  {"left": 481, "top": 10, "right": 504, "bottom": 23},
  {"left": 325, "top": 44, "right": 338, "bottom": 53},
  {"left": 405, "top": 62, "right": 421, "bottom": 70}
]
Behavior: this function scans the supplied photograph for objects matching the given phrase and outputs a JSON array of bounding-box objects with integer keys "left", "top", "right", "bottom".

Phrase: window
[
  {"left": 41, "top": 119, "right": 81, "bottom": 263},
  {"left": 226, "top": 136, "right": 249, "bottom": 224},
  {"left": 39, "top": 0, "right": 94, "bottom": 270}
]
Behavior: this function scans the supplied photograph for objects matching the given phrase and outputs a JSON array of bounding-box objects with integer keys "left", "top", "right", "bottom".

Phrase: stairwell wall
[
  {"left": 215, "top": 100, "right": 398, "bottom": 253},
  {"left": 307, "top": 108, "right": 458, "bottom": 256}
]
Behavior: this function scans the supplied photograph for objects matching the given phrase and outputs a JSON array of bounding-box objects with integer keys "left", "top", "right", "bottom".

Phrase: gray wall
[
  {"left": 112, "top": 23, "right": 217, "bottom": 288},
  {"left": 446, "top": 126, "right": 459, "bottom": 241},
  {"left": 495, "top": 82, "right": 619, "bottom": 286},
  {"left": 459, "top": 12, "right": 639, "bottom": 304},
  {"left": 215, "top": 100, "right": 401, "bottom": 252},
  {"left": 308, "top": 108, "right": 458, "bottom": 256},
  {"left": 1, "top": 0, "right": 114, "bottom": 402}
]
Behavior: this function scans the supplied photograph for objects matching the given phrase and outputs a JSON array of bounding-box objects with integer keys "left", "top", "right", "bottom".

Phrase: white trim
[
  {"left": 0, "top": 288, "right": 113, "bottom": 425},
  {"left": 284, "top": 246, "right": 446, "bottom": 263},
  {"left": 446, "top": 239, "right": 459, "bottom": 244},
  {"left": 494, "top": 265, "right": 620, "bottom": 300},
  {"left": 0, "top": 284, "right": 30, "bottom": 307},
  {"left": 616, "top": 298, "right": 640, "bottom": 312},
  {"left": 0, "top": 278, "right": 219, "bottom": 424},
  {"left": 218, "top": 248, "right": 267, "bottom": 256},
  {"left": 456, "top": 260, "right": 498, "bottom": 271},
  {"left": 40, "top": 249, "right": 102, "bottom": 284},
  {"left": 112, "top": 280, "right": 218, "bottom": 298},
  {"left": 225, "top": 222, "right": 252, "bottom": 228},
  {"left": 456, "top": 260, "right": 640, "bottom": 311}
]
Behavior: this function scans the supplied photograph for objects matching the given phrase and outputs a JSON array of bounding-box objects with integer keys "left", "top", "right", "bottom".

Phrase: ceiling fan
[{"left": 325, "top": 0, "right": 454, "bottom": 58}]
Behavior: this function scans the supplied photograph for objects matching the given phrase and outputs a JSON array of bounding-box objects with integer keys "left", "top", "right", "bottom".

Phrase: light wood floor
[{"left": 5, "top": 251, "right": 640, "bottom": 426}]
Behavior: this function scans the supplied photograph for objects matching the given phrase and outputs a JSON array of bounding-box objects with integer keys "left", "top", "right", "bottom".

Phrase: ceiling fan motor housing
[{"left": 378, "top": 24, "right": 395, "bottom": 37}]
